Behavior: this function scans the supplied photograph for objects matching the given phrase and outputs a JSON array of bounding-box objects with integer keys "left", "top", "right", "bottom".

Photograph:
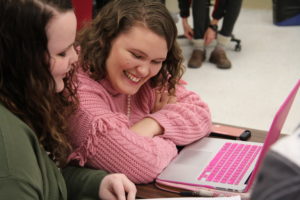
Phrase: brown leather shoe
[
  {"left": 209, "top": 48, "right": 232, "bottom": 69},
  {"left": 188, "top": 49, "right": 206, "bottom": 68}
]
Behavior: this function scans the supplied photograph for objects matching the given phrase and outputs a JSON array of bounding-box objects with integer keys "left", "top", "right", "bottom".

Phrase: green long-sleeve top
[{"left": 0, "top": 103, "right": 107, "bottom": 200}]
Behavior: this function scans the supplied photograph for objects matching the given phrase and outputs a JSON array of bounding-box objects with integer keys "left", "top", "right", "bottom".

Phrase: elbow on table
[
  {"left": 126, "top": 166, "right": 164, "bottom": 184},
  {"left": 198, "top": 112, "right": 213, "bottom": 135},
  {"left": 113, "top": 159, "right": 170, "bottom": 184}
]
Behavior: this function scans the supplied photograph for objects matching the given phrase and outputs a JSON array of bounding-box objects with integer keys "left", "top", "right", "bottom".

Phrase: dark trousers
[
  {"left": 192, "top": 0, "right": 211, "bottom": 39},
  {"left": 213, "top": 0, "right": 243, "bottom": 37},
  {"left": 94, "top": 0, "right": 166, "bottom": 16},
  {"left": 190, "top": 0, "right": 242, "bottom": 39}
]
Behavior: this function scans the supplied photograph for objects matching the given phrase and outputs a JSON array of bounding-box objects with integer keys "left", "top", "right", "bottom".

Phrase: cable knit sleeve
[
  {"left": 67, "top": 74, "right": 178, "bottom": 184},
  {"left": 148, "top": 82, "right": 212, "bottom": 146}
]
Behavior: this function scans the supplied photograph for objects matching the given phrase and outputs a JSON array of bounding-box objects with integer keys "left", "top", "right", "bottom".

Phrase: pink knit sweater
[{"left": 67, "top": 71, "right": 212, "bottom": 184}]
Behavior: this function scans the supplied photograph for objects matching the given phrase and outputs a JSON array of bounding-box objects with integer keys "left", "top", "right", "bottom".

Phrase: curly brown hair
[
  {"left": 78, "top": 0, "right": 184, "bottom": 95},
  {"left": 0, "top": 0, "right": 77, "bottom": 167}
]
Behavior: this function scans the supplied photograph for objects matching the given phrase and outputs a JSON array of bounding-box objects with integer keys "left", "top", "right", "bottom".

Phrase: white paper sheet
[{"left": 138, "top": 196, "right": 241, "bottom": 200}]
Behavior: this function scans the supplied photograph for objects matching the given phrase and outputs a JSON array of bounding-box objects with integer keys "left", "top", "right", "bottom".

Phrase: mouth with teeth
[{"left": 124, "top": 71, "right": 142, "bottom": 83}]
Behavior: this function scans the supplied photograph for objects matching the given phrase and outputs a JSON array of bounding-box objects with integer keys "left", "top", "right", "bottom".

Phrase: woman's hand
[
  {"left": 130, "top": 117, "right": 163, "bottom": 138},
  {"left": 130, "top": 89, "right": 176, "bottom": 138},
  {"left": 182, "top": 18, "right": 194, "bottom": 40},
  {"left": 204, "top": 19, "right": 219, "bottom": 46},
  {"left": 99, "top": 173, "right": 137, "bottom": 200},
  {"left": 204, "top": 27, "right": 217, "bottom": 46},
  {"left": 152, "top": 90, "right": 177, "bottom": 113}
]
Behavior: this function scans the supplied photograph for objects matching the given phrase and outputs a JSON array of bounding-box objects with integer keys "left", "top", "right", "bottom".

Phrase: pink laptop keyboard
[{"left": 198, "top": 142, "right": 262, "bottom": 185}]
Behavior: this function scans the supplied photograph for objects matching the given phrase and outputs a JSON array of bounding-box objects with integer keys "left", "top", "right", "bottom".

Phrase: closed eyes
[
  {"left": 57, "top": 44, "right": 75, "bottom": 57},
  {"left": 130, "top": 51, "right": 164, "bottom": 65},
  {"left": 58, "top": 52, "right": 66, "bottom": 57},
  {"left": 131, "top": 52, "right": 142, "bottom": 59}
]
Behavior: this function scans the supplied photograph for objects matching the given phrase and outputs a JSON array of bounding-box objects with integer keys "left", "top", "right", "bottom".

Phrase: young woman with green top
[{"left": 0, "top": 0, "right": 136, "bottom": 199}]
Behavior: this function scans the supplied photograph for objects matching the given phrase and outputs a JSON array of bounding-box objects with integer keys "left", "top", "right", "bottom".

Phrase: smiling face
[
  {"left": 47, "top": 11, "right": 78, "bottom": 92},
  {"left": 105, "top": 25, "right": 168, "bottom": 95}
]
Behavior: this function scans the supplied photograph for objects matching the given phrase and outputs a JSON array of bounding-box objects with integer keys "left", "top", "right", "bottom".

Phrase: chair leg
[{"left": 231, "top": 34, "right": 242, "bottom": 52}]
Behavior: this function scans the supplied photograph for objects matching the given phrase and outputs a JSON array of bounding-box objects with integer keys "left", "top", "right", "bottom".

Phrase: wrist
[
  {"left": 182, "top": 17, "right": 188, "bottom": 24},
  {"left": 130, "top": 117, "right": 163, "bottom": 137},
  {"left": 208, "top": 24, "right": 218, "bottom": 32},
  {"left": 211, "top": 19, "right": 219, "bottom": 25}
]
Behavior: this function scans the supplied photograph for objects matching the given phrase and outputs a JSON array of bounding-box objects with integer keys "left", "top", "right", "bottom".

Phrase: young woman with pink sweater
[{"left": 67, "top": 0, "right": 212, "bottom": 184}]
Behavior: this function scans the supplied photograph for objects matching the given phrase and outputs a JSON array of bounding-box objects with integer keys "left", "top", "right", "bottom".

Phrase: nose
[
  {"left": 136, "top": 61, "right": 150, "bottom": 77},
  {"left": 69, "top": 46, "right": 78, "bottom": 64}
]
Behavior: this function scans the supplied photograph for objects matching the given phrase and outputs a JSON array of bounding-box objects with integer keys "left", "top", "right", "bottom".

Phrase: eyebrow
[{"left": 131, "top": 49, "right": 166, "bottom": 61}]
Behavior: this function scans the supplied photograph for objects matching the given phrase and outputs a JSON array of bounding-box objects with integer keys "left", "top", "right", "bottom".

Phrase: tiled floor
[{"left": 166, "top": 1, "right": 300, "bottom": 134}]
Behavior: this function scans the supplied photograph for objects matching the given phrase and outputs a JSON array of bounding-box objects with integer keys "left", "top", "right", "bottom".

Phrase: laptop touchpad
[{"left": 174, "top": 150, "right": 213, "bottom": 166}]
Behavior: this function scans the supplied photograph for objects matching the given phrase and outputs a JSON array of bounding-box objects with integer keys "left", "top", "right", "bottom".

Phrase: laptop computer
[{"left": 157, "top": 79, "right": 300, "bottom": 193}]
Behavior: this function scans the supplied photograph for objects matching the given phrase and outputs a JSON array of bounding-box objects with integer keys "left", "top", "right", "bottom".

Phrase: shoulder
[
  {"left": 0, "top": 104, "right": 43, "bottom": 180},
  {"left": 253, "top": 127, "right": 300, "bottom": 193},
  {"left": 271, "top": 127, "right": 300, "bottom": 167},
  {"left": 76, "top": 70, "right": 115, "bottom": 99},
  {"left": 0, "top": 104, "right": 38, "bottom": 149},
  {"left": 77, "top": 70, "right": 105, "bottom": 91}
]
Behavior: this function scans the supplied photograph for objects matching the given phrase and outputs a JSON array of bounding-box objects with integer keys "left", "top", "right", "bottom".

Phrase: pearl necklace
[{"left": 127, "top": 95, "right": 131, "bottom": 118}]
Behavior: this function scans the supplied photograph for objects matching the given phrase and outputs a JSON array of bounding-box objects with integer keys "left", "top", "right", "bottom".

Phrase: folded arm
[
  {"left": 67, "top": 88, "right": 178, "bottom": 184},
  {"left": 148, "top": 83, "right": 212, "bottom": 145}
]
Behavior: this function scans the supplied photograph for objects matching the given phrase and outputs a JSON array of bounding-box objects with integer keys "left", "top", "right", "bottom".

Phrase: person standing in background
[
  {"left": 178, "top": 0, "right": 243, "bottom": 69},
  {"left": 93, "top": 0, "right": 166, "bottom": 17}
]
